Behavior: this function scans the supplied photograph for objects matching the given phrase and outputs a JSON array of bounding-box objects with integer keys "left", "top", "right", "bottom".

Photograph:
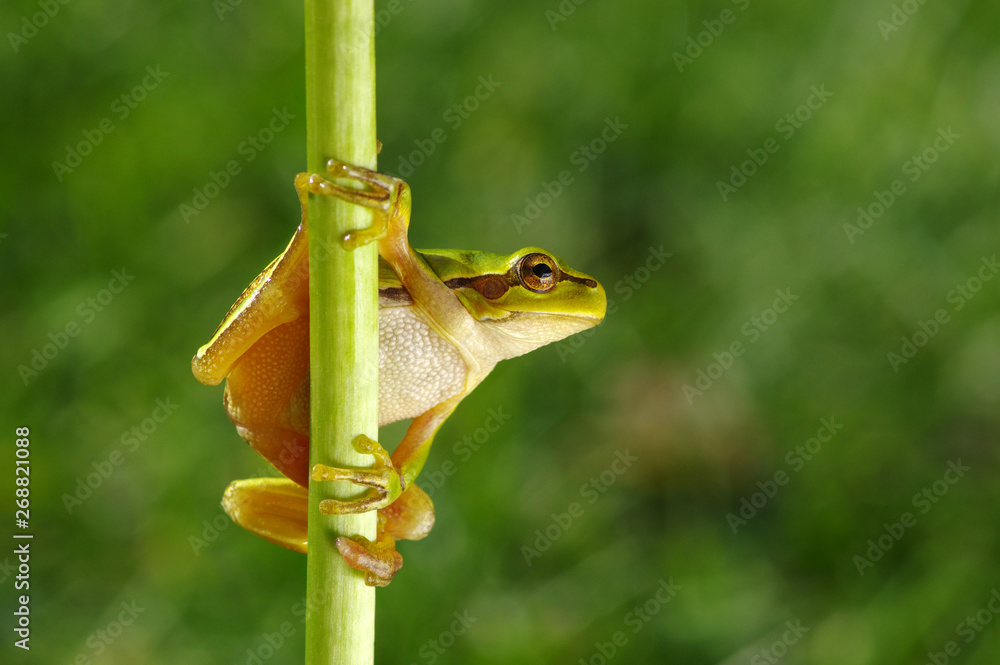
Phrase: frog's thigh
[
  {"left": 225, "top": 315, "right": 312, "bottom": 486},
  {"left": 223, "top": 477, "right": 308, "bottom": 553},
  {"left": 192, "top": 225, "right": 308, "bottom": 386}
]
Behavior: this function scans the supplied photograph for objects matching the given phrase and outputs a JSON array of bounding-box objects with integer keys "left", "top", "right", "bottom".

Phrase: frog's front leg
[
  {"left": 311, "top": 434, "right": 403, "bottom": 514},
  {"left": 309, "top": 394, "right": 460, "bottom": 505},
  {"left": 299, "top": 158, "right": 479, "bottom": 344},
  {"left": 302, "top": 400, "right": 457, "bottom": 585}
]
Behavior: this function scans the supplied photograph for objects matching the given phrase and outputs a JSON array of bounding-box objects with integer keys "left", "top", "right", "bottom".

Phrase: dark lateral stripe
[
  {"left": 382, "top": 269, "right": 597, "bottom": 304},
  {"left": 379, "top": 286, "right": 412, "bottom": 303},
  {"left": 444, "top": 274, "right": 513, "bottom": 290},
  {"left": 561, "top": 273, "right": 598, "bottom": 288},
  {"left": 444, "top": 271, "right": 598, "bottom": 291}
]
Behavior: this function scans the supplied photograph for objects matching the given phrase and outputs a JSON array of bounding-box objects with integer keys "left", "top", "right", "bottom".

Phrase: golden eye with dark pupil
[{"left": 518, "top": 253, "right": 559, "bottom": 293}]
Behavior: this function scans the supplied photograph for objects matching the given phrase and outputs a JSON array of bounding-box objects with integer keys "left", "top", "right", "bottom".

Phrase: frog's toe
[
  {"left": 335, "top": 534, "right": 403, "bottom": 587},
  {"left": 311, "top": 435, "right": 403, "bottom": 514}
]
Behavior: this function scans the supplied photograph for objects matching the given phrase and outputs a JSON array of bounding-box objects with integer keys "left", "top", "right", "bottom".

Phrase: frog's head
[{"left": 427, "top": 247, "right": 607, "bottom": 361}]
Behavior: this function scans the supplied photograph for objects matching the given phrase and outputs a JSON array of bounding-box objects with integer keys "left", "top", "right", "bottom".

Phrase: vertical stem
[{"left": 304, "top": 0, "right": 377, "bottom": 664}]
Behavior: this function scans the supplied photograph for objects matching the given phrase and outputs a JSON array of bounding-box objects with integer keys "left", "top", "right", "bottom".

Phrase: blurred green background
[{"left": 3, "top": 0, "right": 1000, "bottom": 663}]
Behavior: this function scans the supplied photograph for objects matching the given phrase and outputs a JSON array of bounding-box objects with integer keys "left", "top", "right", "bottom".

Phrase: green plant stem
[{"left": 304, "top": 0, "right": 377, "bottom": 664}]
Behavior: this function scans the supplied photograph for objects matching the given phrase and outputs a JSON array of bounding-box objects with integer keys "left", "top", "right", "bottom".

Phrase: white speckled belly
[{"left": 378, "top": 305, "right": 468, "bottom": 426}]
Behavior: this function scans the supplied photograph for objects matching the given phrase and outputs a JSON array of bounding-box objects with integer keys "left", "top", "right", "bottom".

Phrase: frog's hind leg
[
  {"left": 193, "top": 173, "right": 319, "bottom": 485},
  {"left": 223, "top": 476, "right": 406, "bottom": 587},
  {"left": 223, "top": 477, "right": 309, "bottom": 553},
  {"left": 223, "top": 315, "right": 312, "bottom": 486},
  {"left": 192, "top": 179, "right": 313, "bottom": 387}
]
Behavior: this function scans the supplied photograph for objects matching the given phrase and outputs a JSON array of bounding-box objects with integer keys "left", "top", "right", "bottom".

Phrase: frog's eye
[{"left": 517, "top": 253, "right": 559, "bottom": 293}]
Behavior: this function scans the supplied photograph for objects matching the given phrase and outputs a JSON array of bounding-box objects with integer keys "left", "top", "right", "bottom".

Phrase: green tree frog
[{"left": 192, "top": 159, "right": 606, "bottom": 586}]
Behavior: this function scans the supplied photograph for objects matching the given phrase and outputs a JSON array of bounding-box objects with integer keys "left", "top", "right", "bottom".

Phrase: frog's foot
[
  {"left": 311, "top": 434, "right": 403, "bottom": 515},
  {"left": 294, "top": 158, "right": 409, "bottom": 251},
  {"left": 222, "top": 477, "right": 309, "bottom": 554},
  {"left": 338, "top": 485, "right": 434, "bottom": 586},
  {"left": 336, "top": 514, "right": 404, "bottom": 587}
]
